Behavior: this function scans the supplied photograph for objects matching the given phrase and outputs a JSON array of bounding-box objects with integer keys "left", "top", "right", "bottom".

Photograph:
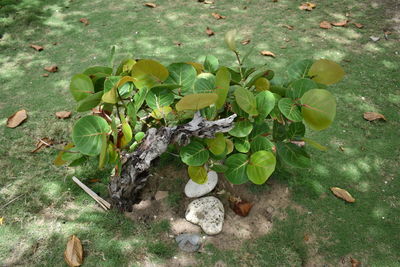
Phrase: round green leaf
[
  {"left": 228, "top": 120, "right": 253, "bottom": 138},
  {"left": 205, "top": 133, "right": 226, "bottom": 155},
  {"left": 180, "top": 141, "right": 209, "bottom": 166},
  {"left": 249, "top": 120, "right": 270, "bottom": 139},
  {"left": 210, "top": 164, "right": 228, "bottom": 173},
  {"left": 83, "top": 66, "right": 113, "bottom": 76},
  {"left": 287, "top": 59, "right": 314, "bottom": 79},
  {"left": 278, "top": 98, "right": 303, "bottom": 122},
  {"left": 146, "top": 87, "right": 174, "bottom": 110},
  {"left": 225, "top": 153, "right": 249, "bottom": 184},
  {"left": 175, "top": 93, "right": 218, "bottom": 111},
  {"left": 188, "top": 165, "right": 208, "bottom": 184},
  {"left": 256, "top": 90, "right": 275, "bottom": 118},
  {"left": 234, "top": 138, "right": 250, "bottom": 153},
  {"left": 234, "top": 87, "right": 258, "bottom": 116},
  {"left": 224, "top": 30, "right": 237, "bottom": 51},
  {"left": 308, "top": 59, "right": 345, "bottom": 85},
  {"left": 165, "top": 63, "right": 197, "bottom": 95},
  {"left": 72, "top": 115, "right": 111, "bottom": 156},
  {"left": 255, "top": 77, "right": 270, "bottom": 91},
  {"left": 301, "top": 89, "right": 336, "bottom": 131},
  {"left": 286, "top": 78, "right": 318, "bottom": 99},
  {"left": 70, "top": 74, "right": 94, "bottom": 101},
  {"left": 250, "top": 136, "right": 274, "bottom": 153},
  {"left": 215, "top": 67, "right": 231, "bottom": 109},
  {"left": 193, "top": 73, "right": 216, "bottom": 93},
  {"left": 135, "top": 132, "right": 145, "bottom": 142},
  {"left": 276, "top": 142, "right": 311, "bottom": 168},
  {"left": 246, "top": 150, "right": 276, "bottom": 184},
  {"left": 131, "top": 59, "right": 169, "bottom": 89},
  {"left": 76, "top": 91, "right": 103, "bottom": 112},
  {"left": 204, "top": 55, "right": 219, "bottom": 73}
]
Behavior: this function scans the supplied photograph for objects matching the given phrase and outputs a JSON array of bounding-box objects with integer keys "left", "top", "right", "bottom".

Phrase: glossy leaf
[
  {"left": 286, "top": 78, "right": 318, "bottom": 99},
  {"left": 165, "top": 63, "right": 197, "bottom": 95},
  {"left": 246, "top": 150, "right": 276, "bottom": 184},
  {"left": 278, "top": 98, "right": 303, "bottom": 122},
  {"left": 256, "top": 90, "right": 275, "bottom": 118},
  {"left": 76, "top": 91, "right": 103, "bottom": 112},
  {"left": 224, "top": 30, "right": 237, "bottom": 51},
  {"left": 225, "top": 138, "right": 234, "bottom": 154},
  {"left": 70, "top": 74, "right": 94, "bottom": 101},
  {"left": 188, "top": 165, "right": 208, "bottom": 184},
  {"left": 287, "top": 59, "right": 313, "bottom": 79},
  {"left": 121, "top": 122, "right": 133, "bottom": 145},
  {"left": 308, "top": 59, "right": 345, "bottom": 85},
  {"left": 204, "top": 55, "right": 219, "bottom": 73},
  {"left": 228, "top": 120, "right": 253, "bottom": 138},
  {"left": 276, "top": 142, "right": 311, "bottom": 168},
  {"left": 72, "top": 116, "right": 111, "bottom": 156},
  {"left": 301, "top": 89, "right": 336, "bottom": 130},
  {"left": 175, "top": 93, "right": 218, "bottom": 111},
  {"left": 206, "top": 133, "right": 226, "bottom": 155},
  {"left": 135, "top": 132, "right": 145, "bottom": 142},
  {"left": 215, "top": 67, "right": 231, "bottom": 109},
  {"left": 225, "top": 153, "right": 249, "bottom": 184},
  {"left": 234, "top": 87, "right": 258, "bottom": 116},
  {"left": 180, "top": 141, "right": 209, "bottom": 166},
  {"left": 146, "top": 87, "right": 174, "bottom": 109},
  {"left": 250, "top": 136, "right": 274, "bottom": 153}
]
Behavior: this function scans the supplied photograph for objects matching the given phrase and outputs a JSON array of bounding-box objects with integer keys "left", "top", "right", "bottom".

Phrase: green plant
[{"left": 57, "top": 30, "right": 344, "bottom": 192}]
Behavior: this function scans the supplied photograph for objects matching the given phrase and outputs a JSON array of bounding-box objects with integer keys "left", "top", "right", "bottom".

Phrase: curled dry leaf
[
  {"left": 229, "top": 196, "right": 253, "bottom": 217},
  {"left": 319, "top": 21, "right": 332, "bottom": 29},
  {"left": 363, "top": 112, "right": 386, "bottom": 121},
  {"left": 330, "top": 187, "right": 355, "bottom": 203},
  {"left": 353, "top": 22, "right": 364, "bottom": 29},
  {"left": 7, "top": 109, "right": 28, "bottom": 128},
  {"left": 206, "top": 27, "right": 215, "bottom": 36},
  {"left": 332, "top": 20, "right": 349, "bottom": 27},
  {"left": 44, "top": 65, "right": 58, "bottom": 73},
  {"left": 64, "top": 235, "right": 83, "bottom": 267},
  {"left": 350, "top": 257, "right": 361, "bottom": 267},
  {"left": 260, "top": 50, "right": 276, "bottom": 57},
  {"left": 144, "top": 2, "right": 157, "bottom": 8},
  {"left": 299, "top": 2, "right": 316, "bottom": 11},
  {"left": 56, "top": 111, "right": 72, "bottom": 119},
  {"left": 282, "top": 24, "right": 294, "bottom": 30},
  {"left": 30, "top": 44, "right": 44, "bottom": 51},
  {"left": 211, "top": 13, "right": 226, "bottom": 19},
  {"left": 32, "top": 138, "right": 54, "bottom": 153},
  {"left": 241, "top": 39, "right": 251, "bottom": 45},
  {"left": 79, "top": 18, "right": 89, "bottom": 25}
]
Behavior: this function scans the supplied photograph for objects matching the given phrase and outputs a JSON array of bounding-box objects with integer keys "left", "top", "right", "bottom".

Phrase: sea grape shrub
[{"left": 56, "top": 31, "right": 345, "bottom": 186}]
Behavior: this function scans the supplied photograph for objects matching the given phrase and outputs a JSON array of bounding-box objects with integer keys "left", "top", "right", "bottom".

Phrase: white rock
[
  {"left": 184, "top": 171, "right": 218, "bottom": 198},
  {"left": 185, "top": 196, "right": 224, "bottom": 235}
]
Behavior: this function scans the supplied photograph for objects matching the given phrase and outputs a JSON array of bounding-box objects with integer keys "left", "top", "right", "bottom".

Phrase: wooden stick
[{"left": 72, "top": 176, "right": 111, "bottom": 210}]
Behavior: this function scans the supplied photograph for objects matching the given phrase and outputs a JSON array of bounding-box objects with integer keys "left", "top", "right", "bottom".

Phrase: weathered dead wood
[{"left": 108, "top": 112, "right": 236, "bottom": 211}]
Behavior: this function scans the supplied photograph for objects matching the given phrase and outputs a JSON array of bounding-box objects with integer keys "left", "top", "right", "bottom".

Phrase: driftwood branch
[{"left": 108, "top": 112, "right": 237, "bottom": 211}]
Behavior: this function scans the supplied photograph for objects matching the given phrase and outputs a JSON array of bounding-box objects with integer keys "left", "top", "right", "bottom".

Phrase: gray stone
[
  {"left": 175, "top": 233, "right": 201, "bottom": 252},
  {"left": 184, "top": 171, "right": 218, "bottom": 198},
  {"left": 185, "top": 196, "right": 224, "bottom": 235}
]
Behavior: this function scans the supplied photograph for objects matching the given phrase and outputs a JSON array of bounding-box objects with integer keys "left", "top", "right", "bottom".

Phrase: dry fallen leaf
[
  {"left": 144, "top": 2, "right": 157, "bottom": 8},
  {"left": 206, "top": 27, "right": 215, "bottom": 36},
  {"left": 30, "top": 44, "right": 44, "bottom": 51},
  {"left": 330, "top": 187, "right": 355, "bottom": 203},
  {"left": 319, "top": 21, "right": 332, "bottom": 29},
  {"left": 31, "top": 138, "right": 53, "bottom": 153},
  {"left": 44, "top": 65, "right": 58, "bottom": 73},
  {"left": 353, "top": 22, "right": 364, "bottom": 29},
  {"left": 363, "top": 112, "right": 386, "bottom": 121},
  {"left": 64, "top": 235, "right": 83, "bottom": 267},
  {"left": 332, "top": 20, "right": 348, "bottom": 27},
  {"left": 299, "top": 2, "right": 316, "bottom": 11},
  {"left": 260, "top": 50, "right": 276, "bottom": 57},
  {"left": 211, "top": 13, "right": 226, "bottom": 19},
  {"left": 79, "top": 18, "right": 89, "bottom": 25},
  {"left": 303, "top": 233, "right": 311, "bottom": 242},
  {"left": 282, "top": 24, "right": 294, "bottom": 30},
  {"left": 241, "top": 39, "right": 251, "bottom": 45},
  {"left": 42, "top": 73, "right": 49, "bottom": 77},
  {"left": 7, "top": 109, "right": 28, "bottom": 128},
  {"left": 229, "top": 197, "right": 253, "bottom": 217},
  {"left": 350, "top": 257, "right": 361, "bottom": 267},
  {"left": 56, "top": 111, "right": 72, "bottom": 119}
]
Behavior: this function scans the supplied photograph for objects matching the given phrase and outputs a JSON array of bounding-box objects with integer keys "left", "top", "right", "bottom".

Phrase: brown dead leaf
[
  {"left": 319, "top": 21, "right": 332, "bottom": 29},
  {"left": 332, "top": 20, "right": 349, "bottom": 27},
  {"left": 30, "top": 44, "right": 44, "bottom": 51},
  {"left": 350, "top": 257, "right": 361, "bottom": 267},
  {"left": 303, "top": 233, "right": 311, "bottom": 242},
  {"left": 7, "top": 109, "right": 28, "bottom": 128},
  {"left": 363, "top": 112, "right": 386, "bottom": 121},
  {"left": 89, "top": 179, "right": 100, "bottom": 183},
  {"left": 42, "top": 73, "right": 49, "bottom": 77},
  {"left": 229, "top": 197, "right": 253, "bottom": 217},
  {"left": 282, "top": 24, "right": 294, "bottom": 30},
  {"left": 64, "top": 235, "right": 83, "bottom": 267},
  {"left": 211, "top": 13, "right": 226, "bottom": 19},
  {"left": 31, "top": 138, "right": 53, "bottom": 153},
  {"left": 56, "top": 111, "right": 72, "bottom": 119},
  {"left": 44, "top": 65, "right": 58, "bottom": 73},
  {"left": 206, "top": 27, "right": 215, "bottom": 36},
  {"left": 353, "top": 22, "right": 364, "bottom": 29},
  {"left": 79, "top": 18, "right": 89, "bottom": 25},
  {"left": 144, "top": 2, "right": 157, "bottom": 8},
  {"left": 260, "top": 50, "right": 276, "bottom": 57},
  {"left": 241, "top": 39, "right": 251, "bottom": 45},
  {"left": 330, "top": 187, "right": 355, "bottom": 203},
  {"left": 299, "top": 2, "right": 316, "bottom": 11}
]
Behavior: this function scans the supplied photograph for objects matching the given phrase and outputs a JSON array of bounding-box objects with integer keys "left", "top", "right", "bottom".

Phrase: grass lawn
[{"left": 1, "top": 0, "right": 399, "bottom": 266}]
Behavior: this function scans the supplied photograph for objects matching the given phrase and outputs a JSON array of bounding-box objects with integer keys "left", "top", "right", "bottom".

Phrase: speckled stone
[{"left": 185, "top": 196, "right": 224, "bottom": 235}]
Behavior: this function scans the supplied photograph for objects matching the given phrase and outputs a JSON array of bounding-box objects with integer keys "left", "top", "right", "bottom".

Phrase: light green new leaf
[
  {"left": 188, "top": 165, "right": 208, "bottom": 184},
  {"left": 215, "top": 67, "right": 231, "bottom": 109},
  {"left": 228, "top": 120, "right": 253, "bottom": 138},
  {"left": 225, "top": 153, "right": 249, "bottom": 184},
  {"left": 308, "top": 59, "right": 345, "bottom": 85},
  {"left": 70, "top": 74, "right": 94, "bottom": 101},
  {"left": 175, "top": 93, "right": 218, "bottom": 111},
  {"left": 278, "top": 98, "right": 303, "bottom": 122},
  {"left": 165, "top": 63, "right": 197, "bottom": 95},
  {"left": 204, "top": 55, "right": 219, "bottom": 73},
  {"left": 180, "top": 141, "right": 209, "bottom": 166},
  {"left": 205, "top": 133, "right": 226, "bottom": 155},
  {"left": 256, "top": 90, "right": 275, "bottom": 118},
  {"left": 234, "top": 87, "right": 258, "bottom": 116},
  {"left": 72, "top": 116, "right": 111, "bottom": 156},
  {"left": 246, "top": 150, "right": 276, "bottom": 184},
  {"left": 301, "top": 89, "right": 336, "bottom": 130},
  {"left": 224, "top": 30, "right": 237, "bottom": 51}
]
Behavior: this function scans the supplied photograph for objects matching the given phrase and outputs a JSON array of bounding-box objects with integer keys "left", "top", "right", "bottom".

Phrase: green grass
[{"left": 1, "top": 0, "right": 399, "bottom": 266}]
